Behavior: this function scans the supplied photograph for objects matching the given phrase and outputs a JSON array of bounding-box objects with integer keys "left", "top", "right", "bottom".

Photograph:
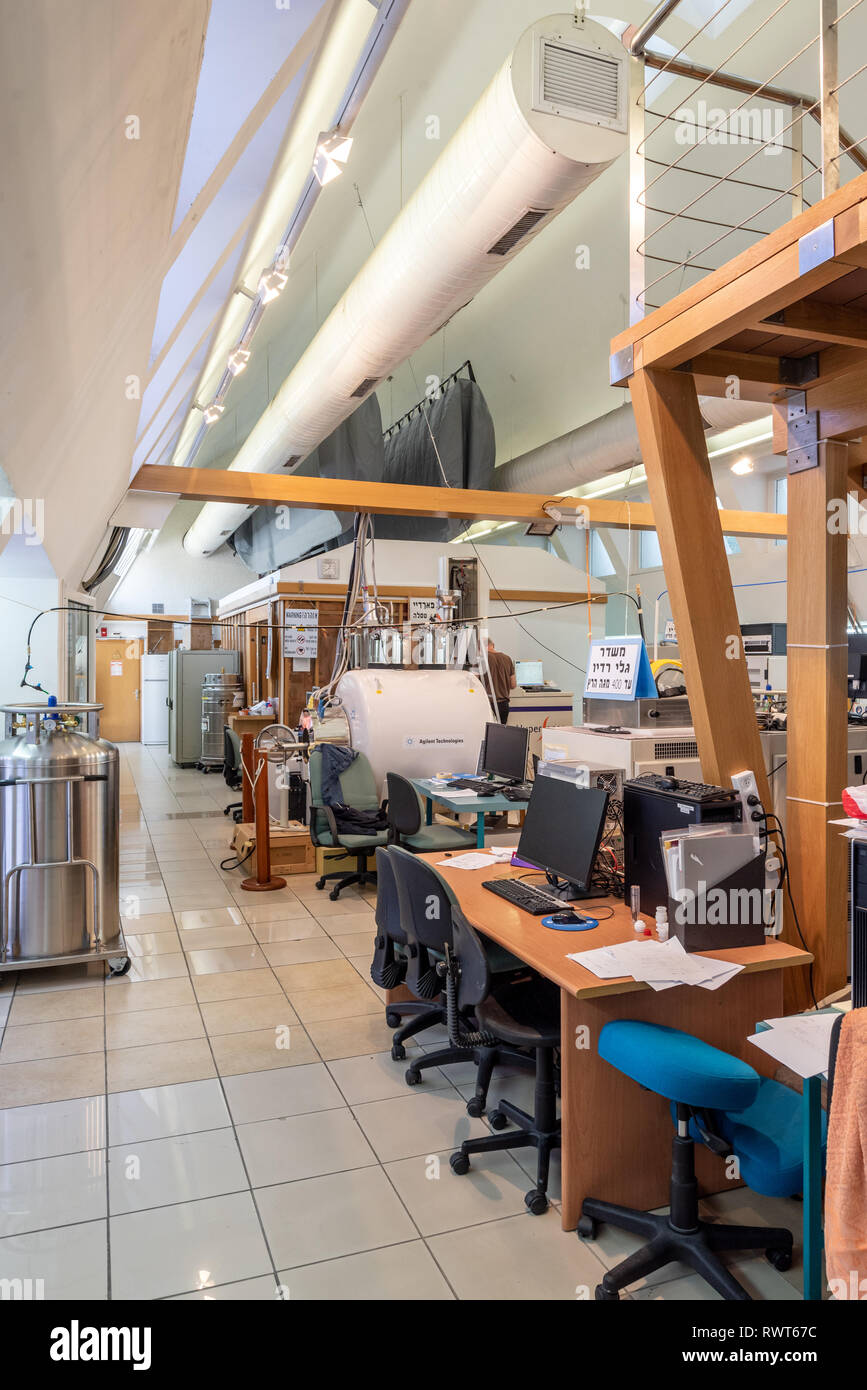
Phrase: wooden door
[{"left": 95, "top": 639, "right": 142, "bottom": 742}]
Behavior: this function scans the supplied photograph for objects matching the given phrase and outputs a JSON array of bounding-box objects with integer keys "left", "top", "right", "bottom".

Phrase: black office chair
[
  {"left": 371, "top": 847, "right": 445, "bottom": 1054},
  {"left": 308, "top": 746, "right": 387, "bottom": 899},
  {"left": 389, "top": 846, "right": 533, "bottom": 1114},
  {"left": 222, "top": 727, "right": 243, "bottom": 823},
  {"left": 445, "top": 905, "right": 561, "bottom": 1214},
  {"left": 385, "top": 772, "right": 476, "bottom": 853}
]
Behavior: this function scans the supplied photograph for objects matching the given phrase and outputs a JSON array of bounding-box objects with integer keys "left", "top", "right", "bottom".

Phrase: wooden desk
[{"left": 422, "top": 853, "right": 812, "bottom": 1231}]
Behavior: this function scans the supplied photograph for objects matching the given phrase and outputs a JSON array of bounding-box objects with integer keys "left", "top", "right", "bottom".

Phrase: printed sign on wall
[{"left": 283, "top": 608, "right": 319, "bottom": 660}]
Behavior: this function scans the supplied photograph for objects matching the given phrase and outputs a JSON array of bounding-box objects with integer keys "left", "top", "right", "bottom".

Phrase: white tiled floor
[{"left": 0, "top": 745, "right": 807, "bottom": 1301}]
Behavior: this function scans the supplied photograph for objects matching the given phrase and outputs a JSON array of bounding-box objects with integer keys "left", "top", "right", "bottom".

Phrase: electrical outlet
[{"left": 731, "top": 769, "right": 763, "bottom": 823}]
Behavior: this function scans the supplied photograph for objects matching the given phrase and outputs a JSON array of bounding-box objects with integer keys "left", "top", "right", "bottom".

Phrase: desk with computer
[{"left": 382, "top": 753, "right": 821, "bottom": 1299}]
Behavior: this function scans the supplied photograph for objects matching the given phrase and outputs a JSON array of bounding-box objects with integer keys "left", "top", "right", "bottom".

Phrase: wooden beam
[
  {"left": 784, "top": 441, "right": 849, "bottom": 1005},
  {"left": 754, "top": 298, "right": 867, "bottom": 348},
  {"left": 129, "top": 465, "right": 788, "bottom": 540},
  {"left": 802, "top": 361, "right": 867, "bottom": 438},
  {"left": 629, "top": 368, "right": 774, "bottom": 814}
]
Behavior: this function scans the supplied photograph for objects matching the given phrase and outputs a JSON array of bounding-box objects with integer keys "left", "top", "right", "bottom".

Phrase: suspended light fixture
[
  {"left": 313, "top": 129, "right": 353, "bottom": 186},
  {"left": 203, "top": 402, "right": 225, "bottom": 424},
  {"left": 730, "top": 456, "right": 754, "bottom": 475},
  {"left": 227, "top": 346, "right": 251, "bottom": 376}
]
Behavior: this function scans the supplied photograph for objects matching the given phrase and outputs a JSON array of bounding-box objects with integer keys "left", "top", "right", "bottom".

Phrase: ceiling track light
[
  {"left": 203, "top": 402, "right": 225, "bottom": 425},
  {"left": 258, "top": 266, "right": 288, "bottom": 302},
  {"left": 313, "top": 128, "right": 353, "bottom": 186},
  {"left": 227, "top": 347, "right": 251, "bottom": 376},
  {"left": 730, "top": 456, "right": 754, "bottom": 476}
]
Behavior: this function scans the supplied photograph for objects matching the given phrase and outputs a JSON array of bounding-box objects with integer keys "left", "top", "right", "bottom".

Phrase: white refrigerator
[{"left": 141, "top": 654, "right": 169, "bottom": 745}]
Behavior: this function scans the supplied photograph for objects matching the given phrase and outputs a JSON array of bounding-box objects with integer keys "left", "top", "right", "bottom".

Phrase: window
[
  {"left": 723, "top": 535, "right": 741, "bottom": 555},
  {"left": 638, "top": 529, "right": 663, "bottom": 569},
  {"left": 589, "top": 529, "right": 615, "bottom": 577}
]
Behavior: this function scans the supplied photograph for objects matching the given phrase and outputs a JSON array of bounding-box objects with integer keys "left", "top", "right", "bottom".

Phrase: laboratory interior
[{"left": 3, "top": 0, "right": 867, "bottom": 1337}]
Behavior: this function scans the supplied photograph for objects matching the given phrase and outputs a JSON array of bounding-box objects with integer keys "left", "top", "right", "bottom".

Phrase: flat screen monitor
[
  {"left": 517, "top": 773, "right": 609, "bottom": 892},
  {"left": 515, "top": 660, "right": 544, "bottom": 686},
  {"left": 481, "top": 721, "right": 528, "bottom": 782}
]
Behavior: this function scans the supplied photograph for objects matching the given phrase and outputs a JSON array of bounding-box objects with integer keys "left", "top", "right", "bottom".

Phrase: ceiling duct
[
  {"left": 183, "top": 12, "right": 627, "bottom": 558},
  {"left": 492, "top": 398, "right": 773, "bottom": 496}
]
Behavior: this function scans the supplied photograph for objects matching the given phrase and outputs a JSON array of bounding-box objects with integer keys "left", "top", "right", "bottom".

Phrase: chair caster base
[
  {"left": 385, "top": 1010, "right": 402, "bottom": 1029},
  {"left": 595, "top": 1284, "right": 619, "bottom": 1301},
  {"left": 315, "top": 878, "right": 326, "bottom": 890},
  {"left": 488, "top": 1108, "right": 509, "bottom": 1131},
  {"left": 578, "top": 1214, "right": 598, "bottom": 1241},
  {"left": 450, "top": 1152, "right": 470, "bottom": 1176},
  {"left": 404, "top": 1066, "right": 422, "bottom": 1084},
  {"left": 766, "top": 1247, "right": 792, "bottom": 1272},
  {"left": 525, "top": 1189, "right": 548, "bottom": 1216},
  {"left": 329, "top": 888, "right": 341, "bottom": 900},
  {"left": 466, "top": 1096, "right": 485, "bottom": 1118},
  {"left": 391, "top": 1043, "right": 406, "bottom": 1061}
]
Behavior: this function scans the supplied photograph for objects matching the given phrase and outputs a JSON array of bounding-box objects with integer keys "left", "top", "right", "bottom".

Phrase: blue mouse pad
[{"left": 541, "top": 913, "right": 598, "bottom": 932}]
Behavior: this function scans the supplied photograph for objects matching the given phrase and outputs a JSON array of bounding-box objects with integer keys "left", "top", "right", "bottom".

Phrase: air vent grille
[
  {"left": 151, "top": 603, "right": 165, "bottom": 614},
  {"left": 541, "top": 40, "right": 622, "bottom": 122},
  {"left": 653, "top": 740, "right": 698, "bottom": 759},
  {"left": 487, "top": 209, "right": 550, "bottom": 256},
  {"left": 351, "top": 377, "right": 379, "bottom": 398}
]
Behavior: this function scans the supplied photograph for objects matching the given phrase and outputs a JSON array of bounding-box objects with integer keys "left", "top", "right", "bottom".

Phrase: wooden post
[
  {"left": 241, "top": 733, "right": 255, "bottom": 823},
  {"left": 629, "top": 368, "right": 773, "bottom": 808},
  {"left": 241, "top": 751, "right": 286, "bottom": 893},
  {"left": 785, "top": 440, "right": 849, "bottom": 1003}
]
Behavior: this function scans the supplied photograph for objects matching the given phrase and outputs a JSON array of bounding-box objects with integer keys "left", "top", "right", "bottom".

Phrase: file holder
[{"left": 668, "top": 853, "right": 767, "bottom": 951}]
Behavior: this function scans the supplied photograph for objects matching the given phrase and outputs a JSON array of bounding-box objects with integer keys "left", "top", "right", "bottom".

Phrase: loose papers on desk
[
  {"left": 435, "top": 852, "right": 499, "bottom": 870},
  {"left": 748, "top": 1012, "right": 839, "bottom": 1078},
  {"left": 567, "top": 935, "right": 744, "bottom": 991}
]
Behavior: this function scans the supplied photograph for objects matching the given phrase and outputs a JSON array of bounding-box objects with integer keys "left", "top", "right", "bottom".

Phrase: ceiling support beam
[
  {"left": 129, "top": 464, "right": 788, "bottom": 540},
  {"left": 754, "top": 298, "right": 867, "bottom": 348},
  {"left": 629, "top": 367, "right": 773, "bottom": 813}
]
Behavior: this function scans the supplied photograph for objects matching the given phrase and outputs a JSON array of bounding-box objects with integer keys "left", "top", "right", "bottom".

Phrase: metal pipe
[{"left": 628, "top": 0, "right": 685, "bottom": 55}]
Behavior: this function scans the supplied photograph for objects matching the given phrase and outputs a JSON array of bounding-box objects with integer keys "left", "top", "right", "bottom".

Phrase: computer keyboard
[
  {"left": 481, "top": 878, "right": 564, "bottom": 915},
  {"left": 626, "top": 773, "right": 738, "bottom": 804},
  {"left": 446, "top": 778, "right": 499, "bottom": 794}
]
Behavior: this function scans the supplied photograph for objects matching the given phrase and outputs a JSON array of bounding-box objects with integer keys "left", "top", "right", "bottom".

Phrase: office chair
[
  {"left": 222, "top": 727, "right": 243, "bottom": 823},
  {"left": 578, "top": 1020, "right": 826, "bottom": 1300},
  {"left": 308, "top": 746, "right": 387, "bottom": 899},
  {"left": 371, "top": 847, "right": 448, "bottom": 1055},
  {"left": 445, "top": 906, "right": 561, "bottom": 1213},
  {"left": 385, "top": 772, "right": 476, "bottom": 853},
  {"left": 389, "top": 846, "right": 533, "bottom": 1113}
]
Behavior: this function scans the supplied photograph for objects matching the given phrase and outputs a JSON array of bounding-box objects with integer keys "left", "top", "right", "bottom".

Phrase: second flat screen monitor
[
  {"left": 517, "top": 774, "right": 609, "bottom": 892},
  {"left": 481, "top": 722, "right": 528, "bottom": 782}
]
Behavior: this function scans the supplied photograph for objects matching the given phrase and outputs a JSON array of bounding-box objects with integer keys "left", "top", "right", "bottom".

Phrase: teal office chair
[
  {"left": 308, "top": 747, "right": 388, "bottom": 900},
  {"left": 579, "top": 1020, "right": 827, "bottom": 1301},
  {"left": 385, "top": 772, "right": 477, "bottom": 853}
]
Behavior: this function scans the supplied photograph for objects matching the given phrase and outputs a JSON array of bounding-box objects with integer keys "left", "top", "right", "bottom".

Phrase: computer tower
[{"left": 623, "top": 776, "right": 743, "bottom": 914}]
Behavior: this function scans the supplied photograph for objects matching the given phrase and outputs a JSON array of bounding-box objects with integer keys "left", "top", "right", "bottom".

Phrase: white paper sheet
[
  {"left": 435, "top": 852, "right": 497, "bottom": 870},
  {"left": 567, "top": 935, "right": 745, "bottom": 991},
  {"left": 748, "top": 1013, "right": 838, "bottom": 1078}
]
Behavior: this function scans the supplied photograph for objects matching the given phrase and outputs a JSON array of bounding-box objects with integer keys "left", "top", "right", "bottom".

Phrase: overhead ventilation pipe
[{"left": 183, "top": 12, "right": 629, "bottom": 557}]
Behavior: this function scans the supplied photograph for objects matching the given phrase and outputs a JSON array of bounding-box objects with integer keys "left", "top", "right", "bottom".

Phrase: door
[{"left": 95, "top": 639, "right": 142, "bottom": 742}]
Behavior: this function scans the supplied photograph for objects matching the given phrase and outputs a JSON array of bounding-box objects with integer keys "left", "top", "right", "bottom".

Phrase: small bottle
[{"left": 655, "top": 906, "right": 669, "bottom": 941}]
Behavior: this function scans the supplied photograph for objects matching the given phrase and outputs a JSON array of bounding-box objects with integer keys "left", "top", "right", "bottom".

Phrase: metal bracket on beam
[
  {"left": 779, "top": 352, "right": 820, "bottom": 386},
  {"left": 609, "top": 343, "right": 634, "bottom": 387},
  {"left": 798, "top": 218, "right": 835, "bottom": 275},
  {"left": 787, "top": 392, "right": 820, "bottom": 473}
]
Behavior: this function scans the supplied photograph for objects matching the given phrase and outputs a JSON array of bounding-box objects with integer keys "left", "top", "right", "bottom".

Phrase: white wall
[{"left": 0, "top": 538, "right": 61, "bottom": 705}]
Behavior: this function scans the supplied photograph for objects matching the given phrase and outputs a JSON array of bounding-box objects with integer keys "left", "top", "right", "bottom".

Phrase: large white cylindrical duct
[
  {"left": 492, "top": 398, "right": 772, "bottom": 495},
  {"left": 184, "top": 12, "right": 628, "bottom": 557}
]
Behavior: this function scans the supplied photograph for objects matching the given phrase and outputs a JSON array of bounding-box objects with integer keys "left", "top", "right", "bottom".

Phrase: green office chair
[
  {"left": 386, "top": 772, "right": 477, "bottom": 853},
  {"left": 308, "top": 746, "right": 388, "bottom": 899}
]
